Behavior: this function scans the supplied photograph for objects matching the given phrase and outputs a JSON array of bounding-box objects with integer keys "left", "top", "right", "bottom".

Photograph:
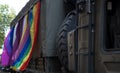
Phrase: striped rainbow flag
[
  {"left": 1, "top": 1, "right": 40, "bottom": 71},
  {"left": 12, "top": 2, "right": 40, "bottom": 71}
]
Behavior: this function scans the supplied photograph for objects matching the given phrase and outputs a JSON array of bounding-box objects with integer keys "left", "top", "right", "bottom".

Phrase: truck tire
[
  {"left": 64, "top": 0, "right": 76, "bottom": 6},
  {"left": 56, "top": 11, "right": 76, "bottom": 70},
  {"left": 64, "top": 0, "right": 76, "bottom": 14}
]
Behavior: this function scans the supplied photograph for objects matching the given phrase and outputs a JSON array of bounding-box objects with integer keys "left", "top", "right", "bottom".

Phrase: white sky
[{"left": 0, "top": 0, "right": 29, "bottom": 14}]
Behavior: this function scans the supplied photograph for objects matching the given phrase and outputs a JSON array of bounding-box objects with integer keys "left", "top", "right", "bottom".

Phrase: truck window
[{"left": 105, "top": 0, "right": 120, "bottom": 50}]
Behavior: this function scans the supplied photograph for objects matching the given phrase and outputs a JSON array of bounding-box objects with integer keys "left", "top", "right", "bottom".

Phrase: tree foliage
[{"left": 0, "top": 4, "right": 16, "bottom": 49}]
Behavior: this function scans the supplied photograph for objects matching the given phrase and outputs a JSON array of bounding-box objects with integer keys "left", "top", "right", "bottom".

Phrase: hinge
[
  {"left": 77, "top": 0, "right": 95, "bottom": 13},
  {"left": 77, "top": 0, "right": 86, "bottom": 13}
]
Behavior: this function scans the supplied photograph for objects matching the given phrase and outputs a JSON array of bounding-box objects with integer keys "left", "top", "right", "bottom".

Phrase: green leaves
[{"left": 0, "top": 4, "right": 16, "bottom": 49}]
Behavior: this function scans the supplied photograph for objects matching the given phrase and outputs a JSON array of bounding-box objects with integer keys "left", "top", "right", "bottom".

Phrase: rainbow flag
[
  {"left": 11, "top": 2, "right": 40, "bottom": 71},
  {"left": 1, "top": 1, "right": 40, "bottom": 71}
]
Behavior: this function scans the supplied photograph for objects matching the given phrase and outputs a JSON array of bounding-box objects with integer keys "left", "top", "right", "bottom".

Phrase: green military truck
[{"left": 2, "top": 0, "right": 120, "bottom": 73}]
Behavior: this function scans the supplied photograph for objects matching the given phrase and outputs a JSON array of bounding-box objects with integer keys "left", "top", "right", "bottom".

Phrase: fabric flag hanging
[
  {"left": 11, "top": 1, "right": 40, "bottom": 71},
  {"left": 11, "top": 14, "right": 29, "bottom": 66},
  {"left": 1, "top": 27, "right": 14, "bottom": 66},
  {"left": 11, "top": 18, "right": 23, "bottom": 65}
]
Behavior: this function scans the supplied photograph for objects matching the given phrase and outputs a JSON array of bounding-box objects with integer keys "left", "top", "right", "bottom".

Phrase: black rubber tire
[
  {"left": 56, "top": 11, "right": 76, "bottom": 70},
  {"left": 64, "top": 0, "right": 76, "bottom": 6},
  {"left": 64, "top": 0, "right": 76, "bottom": 14}
]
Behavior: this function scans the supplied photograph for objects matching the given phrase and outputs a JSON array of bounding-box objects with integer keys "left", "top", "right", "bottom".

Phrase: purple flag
[{"left": 1, "top": 27, "right": 14, "bottom": 66}]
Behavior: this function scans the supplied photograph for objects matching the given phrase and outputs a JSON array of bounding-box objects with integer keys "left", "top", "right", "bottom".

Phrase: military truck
[{"left": 2, "top": 0, "right": 120, "bottom": 73}]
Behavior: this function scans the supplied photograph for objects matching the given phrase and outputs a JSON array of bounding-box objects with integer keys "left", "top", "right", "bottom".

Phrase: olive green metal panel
[
  {"left": 78, "top": 12, "right": 89, "bottom": 73},
  {"left": 95, "top": 0, "right": 120, "bottom": 73},
  {"left": 76, "top": 0, "right": 120, "bottom": 73},
  {"left": 68, "top": 30, "right": 75, "bottom": 71}
]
